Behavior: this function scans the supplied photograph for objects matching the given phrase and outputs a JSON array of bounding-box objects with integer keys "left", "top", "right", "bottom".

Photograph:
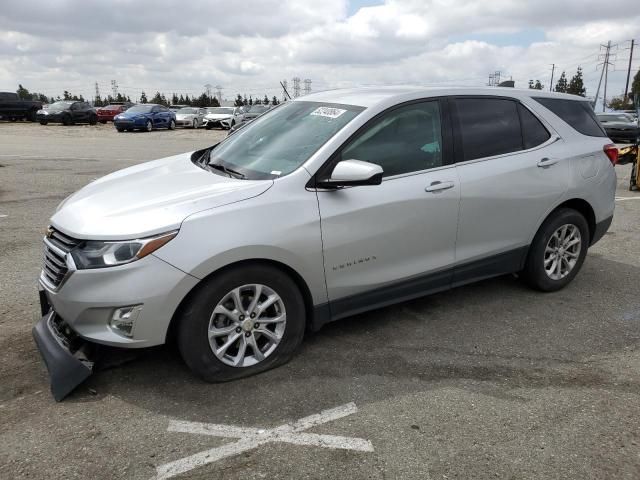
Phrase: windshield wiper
[{"left": 207, "top": 162, "right": 245, "bottom": 179}]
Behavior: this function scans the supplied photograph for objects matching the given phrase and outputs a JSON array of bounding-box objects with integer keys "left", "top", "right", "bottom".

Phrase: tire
[
  {"left": 39, "top": 120, "right": 48, "bottom": 125},
  {"left": 145, "top": 120, "right": 152, "bottom": 132},
  {"left": 27, "top": 110, "right": 37, "bottom": 122},
  {"left": 168, "top": 119, "right": 176, "bottom": 130},
  {"left": 89, "top": 115, "right": 97, "bottom": 125},
  {"left": 205, "top": 124, "right": 212, "bottom": 130},
  {"left": 177, "top": 264, "right": 306, "bottom": 382},
  {"left": 192, "top": 119, "right": 198, "bottom": 129},
  {"left": 116, "top": 127, "right": 124, "bottom": 132},
  {"left": 99, "top": 120, "right": 107, "bottom": 124},
  {"left": 521, "top": 208, "right": 589, "bottom": 292}
]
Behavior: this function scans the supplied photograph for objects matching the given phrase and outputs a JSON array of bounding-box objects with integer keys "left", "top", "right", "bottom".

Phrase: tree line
[
  {"left": 528, "top": 67, "right": 586, "bottom": 96},
  {"left": 233, "top": 94, "right": 281, "bottom": 107}
]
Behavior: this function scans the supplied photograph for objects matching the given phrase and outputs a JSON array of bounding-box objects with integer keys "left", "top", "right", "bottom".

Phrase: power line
[{"left": 624, "top": 39, "right": 635, "bottom": 102}]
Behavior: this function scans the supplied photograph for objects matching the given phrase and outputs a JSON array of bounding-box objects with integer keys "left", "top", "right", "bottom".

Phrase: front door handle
[
  {"left": 537, "top": 157, "right": 558, "bottom": 168},
  {"left": 425, "top": 181, "right": 454, "bottom": 192}
]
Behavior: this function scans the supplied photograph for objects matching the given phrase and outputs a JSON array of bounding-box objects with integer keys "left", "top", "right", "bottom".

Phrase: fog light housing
[{"left": 109, "top": 305, "right": 142, "bottom": 337}]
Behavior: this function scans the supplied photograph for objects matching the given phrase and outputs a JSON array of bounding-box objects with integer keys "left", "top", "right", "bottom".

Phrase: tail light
[{"left": 603, "top": 144, "right": 618, "bottom": 165}]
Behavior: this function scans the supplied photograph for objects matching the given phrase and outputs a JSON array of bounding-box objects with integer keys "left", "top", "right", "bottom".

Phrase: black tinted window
[
  {"left": 518, "top": 105, "right": 550, "bottom": 149},
  {"left": 341, "top": 101, "right": 443, "bottom": 177},
  {"left": 533, "top": 98, "right": 606, "bottom": 137},
  {"left": 454, "top": 98, "right": 522, "bottom": 161}
]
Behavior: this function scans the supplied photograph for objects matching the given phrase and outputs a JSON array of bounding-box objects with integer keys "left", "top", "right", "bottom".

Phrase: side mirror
[{"left": 318, "top": 159, "right": 383, "bottom": 188}]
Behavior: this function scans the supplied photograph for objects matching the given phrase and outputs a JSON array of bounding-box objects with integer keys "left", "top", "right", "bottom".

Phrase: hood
[
  {"left": 118, "top": 111, "right": 147, "bottom": 119},
  {"left": 51, "top": 152, "right": 273, "bottom": 240},
  {"left": 205, "top": 113, "right": 232, "bottom": 119}
]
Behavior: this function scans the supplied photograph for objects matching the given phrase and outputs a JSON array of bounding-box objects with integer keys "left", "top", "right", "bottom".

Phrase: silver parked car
[
  {"left": 175, "top": 107, "right": 206, "bottom": 128},
  {"left": 34, "top": 87, "right": 617, "bottom": 400}
]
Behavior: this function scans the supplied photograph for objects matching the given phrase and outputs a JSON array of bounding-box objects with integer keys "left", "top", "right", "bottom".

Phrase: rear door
[
  {"left": 316, "top": 99, "right": 461, "bottom": 317},
  {"left": 451, "top": 96, "right": 568, "bottom": 281}
]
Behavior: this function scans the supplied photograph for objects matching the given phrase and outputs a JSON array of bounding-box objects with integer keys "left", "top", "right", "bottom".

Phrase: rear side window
[
  {"left": 533, "top": 98, "right": 606, "bottom": 137},
  {"left": 518, "top": 104, "right": 551, "bottom": 149},
  {"left": 453, "top": 98, "right": 522, "bottom": 161}
]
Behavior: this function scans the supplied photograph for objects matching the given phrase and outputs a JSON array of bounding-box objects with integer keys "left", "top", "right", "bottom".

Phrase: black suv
[{"left": 37, "top": 101, "right": 98, "bottom": 126}]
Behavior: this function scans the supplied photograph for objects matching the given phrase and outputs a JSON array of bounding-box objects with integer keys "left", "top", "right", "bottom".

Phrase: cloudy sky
[{"left": 1, "top": 0, "right": 638, "bottom": 106}]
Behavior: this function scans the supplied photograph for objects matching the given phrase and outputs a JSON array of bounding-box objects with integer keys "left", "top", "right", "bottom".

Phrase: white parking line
[
  {"left": 0, "top": 214, "right": 7, "bottom": 218},
  {"left": 615, "top": 196, "right": 640, "bottom": 201},
  {"left": 154, "top": 402, "right": 373, "bottom": 479}
]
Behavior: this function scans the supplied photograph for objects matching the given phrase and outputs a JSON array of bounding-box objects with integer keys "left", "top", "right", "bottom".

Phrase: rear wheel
[
  {"left": 116, "top": 127, "right": 124, "bottom": 132},
  {"left": 521, "top": 208, "right": 589, "bottom": 292},
  {"left": 62, "top": 114, "right": 72, "bottom": 126},
  {"left": 168, "top": 119, "right": 176, "bottom": 130},
  {"left": 145, "top": 120, "right": 152, "bottom": 132},
  {"left": 177, "top": 264, "right": 306, "bottom": 382}
]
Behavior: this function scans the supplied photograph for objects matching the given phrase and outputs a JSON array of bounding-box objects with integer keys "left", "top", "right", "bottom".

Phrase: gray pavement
[{"left": 1, "top": 122, "right": 640, "bottom": 479}]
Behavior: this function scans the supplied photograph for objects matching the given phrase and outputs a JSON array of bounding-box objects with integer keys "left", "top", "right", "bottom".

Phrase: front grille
[{"left": 42, "top": 227, "right": 81, "bottom": 288}]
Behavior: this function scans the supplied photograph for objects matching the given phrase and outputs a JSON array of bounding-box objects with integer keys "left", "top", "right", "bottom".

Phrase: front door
[{"left": 315, "top": 99, "right": 461, "bottom": 319}]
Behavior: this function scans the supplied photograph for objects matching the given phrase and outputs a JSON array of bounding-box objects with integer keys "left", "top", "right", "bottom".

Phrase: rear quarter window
[{"left": 532, "top": 97, "right": 606, "bottom": 137}]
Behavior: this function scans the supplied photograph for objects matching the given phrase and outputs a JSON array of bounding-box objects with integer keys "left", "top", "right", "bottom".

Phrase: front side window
[
  {"left": 206, "top": 101, "right": 364, "bottom": 179},
  {"left": 339, "top": 101, "right": 443, "bottom": 177},
  {"left": 454, "top": 98, "right": 522, "bottom": 161}
]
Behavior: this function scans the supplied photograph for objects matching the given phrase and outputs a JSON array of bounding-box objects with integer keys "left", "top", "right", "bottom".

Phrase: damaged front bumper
[{"left": 32, "top": 289, "right": 95, "bottom": 401}]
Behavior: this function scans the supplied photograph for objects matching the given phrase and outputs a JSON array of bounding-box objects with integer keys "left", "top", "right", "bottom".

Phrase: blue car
[{"left": 113, "top": 104, "right": 176, "bottom": 132}]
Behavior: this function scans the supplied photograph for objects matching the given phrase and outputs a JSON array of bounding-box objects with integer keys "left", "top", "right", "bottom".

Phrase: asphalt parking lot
[{"left": 1, "top": 122, "right": 640, "bottom": 479}]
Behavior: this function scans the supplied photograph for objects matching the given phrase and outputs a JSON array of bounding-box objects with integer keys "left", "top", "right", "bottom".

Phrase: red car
[{"left": 96, "top": 103, "right": 132, "bottom": 123}]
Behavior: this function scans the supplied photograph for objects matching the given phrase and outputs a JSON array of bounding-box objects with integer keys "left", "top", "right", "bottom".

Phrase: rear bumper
[
  {"left": 32, "top": 310, "right": 94, "bottom": 401},
  {"left": 591, "top": 215, "right": 613, "bottom": 246}
]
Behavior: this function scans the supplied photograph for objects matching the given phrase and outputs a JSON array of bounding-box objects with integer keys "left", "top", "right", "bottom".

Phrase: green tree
[
  {"left": 534, "top": 80, "right": 543, "bottom": 90},
  {"left": 243, "top": 95, "right": 248, "bottom": 105},
  {"left": 16, "top": 84, "right": 31, "bottom": 99},
  {"left": 63, "top": 90, "right": 71, "bottom": 100},
  {"left": 210, "top": 96, "right": 220, "bottom": 107},
  {"left": 528, "top": 80, "right": 534, "bottom": 89},
  {"left": 172, "top": 93, "right": 179, "bottom": 105},
  {"left": 607, "top": 96, "right": 633, "bottom": 110},
  {"left": 567, "top": 67, "right": 586, "bottom": 97},
  {"left": 248, "top": 96, "right": 253, "bottom": 105},
  {"left": 234, "top": 94, "right": 244, "bottom": 107},
  {"left": 632, "top": 69, "right": 640, "bottom": 98},
  {"left": 554, "top": 72, "right": 568, "bottom": 93},
  {"left": 150, "top": 91, "right": 163, "bottom": 104},
  {"left": 140, "top": 91, "right": 148, "bottom": 103},
  {"left": 263, "top": 95, "right": 269, "bottom": 105},
  {"left": 271, "top": 96, "right": 279, "bottom": 105}
]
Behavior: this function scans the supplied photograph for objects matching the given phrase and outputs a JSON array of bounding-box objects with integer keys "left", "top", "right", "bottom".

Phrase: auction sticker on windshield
[{"left": 310, "top": 107, "right": 347, "bottom": 119}]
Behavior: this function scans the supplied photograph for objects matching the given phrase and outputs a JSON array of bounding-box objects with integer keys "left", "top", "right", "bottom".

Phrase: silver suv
[{"left": 34, "top": 87, "right": 617, "bottom": 400}]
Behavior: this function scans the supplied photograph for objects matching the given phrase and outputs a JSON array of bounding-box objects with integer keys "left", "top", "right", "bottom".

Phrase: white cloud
[{"left": 0, "top": 0, "right": 638, "bottom": 104}]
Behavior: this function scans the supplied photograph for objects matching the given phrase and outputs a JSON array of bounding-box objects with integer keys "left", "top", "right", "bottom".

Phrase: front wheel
[
  {"left": 192, "top": 119, "right": 198, "bottom": 129},
  {"left": 521, "top": 208, "right": 589, "bottom": 292},
  {"left": 177, "top": 265, "right": 306, "bottom": 382},
  {"left": 89, "top": 115, "right": 97, "bottom": 125},
  {"left": 145, "top": 120, "right": 152, "bottom": 132},
  {"left": 168, "top": 119, "right": 176, "bottom": 130},
  {"left": 39, "top": 120, "right": 48, "bottom": 125}
]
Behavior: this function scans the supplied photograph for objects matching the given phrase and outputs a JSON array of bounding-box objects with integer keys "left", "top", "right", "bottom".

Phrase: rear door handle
[
  {"left": 537, "top": 157, "right": 558, "bottom": 168},
  {"left": 425, "top": 181, "right": 454, "bottom": 192}
]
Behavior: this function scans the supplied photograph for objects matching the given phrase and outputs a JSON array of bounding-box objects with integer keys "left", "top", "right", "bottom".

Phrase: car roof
[{"left": 298, "top": 86, "right": 587, "bottom": 108}]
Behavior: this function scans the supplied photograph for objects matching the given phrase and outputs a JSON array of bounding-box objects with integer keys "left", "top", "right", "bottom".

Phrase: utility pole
[
  {"left": 110, "top": 79, "right": 118, "bottom": 99},
  {"left": 292, "top": 77, "right": 301, "bottom": 98},
  {"left": 624, "top": 39, "right": 635, "bottom": 103},
  {"left": 303, "top": 79, "right": 312, "bottom": 96},
  {"left": 594, "top": 41, "right": 616, "bottom": 111},
  {"left": 549, "top": 64, "right": 555, "bottom": 92},
  {"left": 280, "top": 80, "right": 291, "bottom": 100},
  {"left": 215, "top": 85, "right": 222, "bottom": 104},
  {"left": 204, "top": 84, "right": 212, "bottom": 97},
  {"left": 94, "top": 82, "right": 100, "bottom": 104}
]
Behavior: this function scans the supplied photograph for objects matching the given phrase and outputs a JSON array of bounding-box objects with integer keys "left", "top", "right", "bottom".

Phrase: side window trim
[
  {"left": 450, "top": 95, "right": 559, "bottom": 166},
  {"left": 309, "top": 97, "right": 454, "bottom": 187}
]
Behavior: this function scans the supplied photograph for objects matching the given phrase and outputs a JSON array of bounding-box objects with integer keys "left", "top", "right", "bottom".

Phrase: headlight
[{"left": 70, "top": 231, "right": 177, "bottom": 269}]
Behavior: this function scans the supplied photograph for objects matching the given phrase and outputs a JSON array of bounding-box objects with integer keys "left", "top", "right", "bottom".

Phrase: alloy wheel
[
  {"left": 544, "top": 224, "right": 582, "bottom": 280},
  {"left": 146, "top": 120, "right": 152, "bottom": 132},
  {"left": 208, "top": 284, "right": 287, "bottom": 367}
]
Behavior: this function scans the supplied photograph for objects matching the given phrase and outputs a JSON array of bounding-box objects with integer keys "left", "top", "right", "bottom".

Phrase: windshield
[
  {"left": 207, "top": 107, "right": 234, "bottom": 114},
  {"left": 598, "top": 114, "right": 632, "bottom": 122},
  {"left": 205, "top": 101, "right": 364, "bottom": 180},
  {"left": 178, "top": 107, "right": 198, "bottom": 114},
  {"left": 247, "top": 105, "right": 269, "bottom": 114},
  {"left": 48, "top": 101, "right": 73, "bottom": 111},
  {"left": 127, "top": 105, "right": 153, "bottom": 113}
]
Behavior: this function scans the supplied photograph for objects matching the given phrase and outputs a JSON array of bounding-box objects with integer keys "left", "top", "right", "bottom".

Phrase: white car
[
  {"left": 202, "top": 106, "right": 243, "bottom": 130},
  {"left": 34, "top": 87, "right": 616, "bottom": 400}
]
